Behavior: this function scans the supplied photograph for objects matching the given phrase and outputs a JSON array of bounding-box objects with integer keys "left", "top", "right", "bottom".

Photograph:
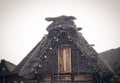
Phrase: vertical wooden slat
[
  {"left": 58, "top": 48, "right": 64, "bottom": 72},
  {"left": 66, "top": 48, "right": 71, "bottom": 72},
  {"left": 58, "top": 46, "right": 71, "bottom": 73},
  {"left": 63, "top": 48, "right": 67, "bottom": 72}
]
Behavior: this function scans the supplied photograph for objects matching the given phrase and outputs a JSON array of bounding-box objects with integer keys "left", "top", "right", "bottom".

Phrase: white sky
[{"left": 0, "top": 0, "right": 120, "bottom": 65}]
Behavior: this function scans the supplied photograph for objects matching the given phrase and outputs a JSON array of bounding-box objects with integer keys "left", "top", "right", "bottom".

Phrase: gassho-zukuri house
[{"left": 12, "top": 16, "right": 114, "bottom": 83}]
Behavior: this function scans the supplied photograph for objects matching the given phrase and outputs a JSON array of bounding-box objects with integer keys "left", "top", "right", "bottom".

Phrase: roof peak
[
  {"left": 46, "top": 15, "right": 76, "bottom": 31},
  {"left": 45, "top": 15, "right": 76, "bottom": 22}
]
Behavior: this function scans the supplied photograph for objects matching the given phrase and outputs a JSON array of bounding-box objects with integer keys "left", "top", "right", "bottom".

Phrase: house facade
[
  {"left": 13, "top": 16, "right": 113, "bottom": 83},
  {"left": 1, "top": 16, "right": 114, "bottom": 83}
]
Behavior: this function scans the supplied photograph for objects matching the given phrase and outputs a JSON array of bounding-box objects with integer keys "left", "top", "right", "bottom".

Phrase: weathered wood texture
[{"left": 58, "top": 47, "right": 71, "bottom": 73}]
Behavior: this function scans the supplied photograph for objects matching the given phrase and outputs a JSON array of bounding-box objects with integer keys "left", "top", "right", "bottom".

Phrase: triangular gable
[{"left": 14, "top": 16, "right": 113, "bottom": 79}]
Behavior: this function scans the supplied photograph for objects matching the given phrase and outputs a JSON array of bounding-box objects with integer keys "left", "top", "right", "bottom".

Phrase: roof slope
[
  {"left": 14, "top": 15, "right": 113, "bottom": 79},
  {"left": 99, "top": 47, "right": 120, "bottom": 75},
  {"left": 0, "top": 59, "right": 16, "bottom": 75}
]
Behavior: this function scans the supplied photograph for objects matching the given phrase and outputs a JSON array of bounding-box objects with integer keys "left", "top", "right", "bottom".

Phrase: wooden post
[
  {"left": 93, "top": 73, "right": 100, "bottom": 83},
  {"left": 51, "top": 74, "right": 53, "bottom": 83},
  {"left": 37, "top": 76, "right": 40, "bottom": 83},
  {"left": 37, "top": 80, "right": 39, "bottom": 83},
  {"left": 71, "top": 74, "right": 74, "bottom": 82},
  {"left": 3, "top": 75, "right": 5, "bottom": 83}
]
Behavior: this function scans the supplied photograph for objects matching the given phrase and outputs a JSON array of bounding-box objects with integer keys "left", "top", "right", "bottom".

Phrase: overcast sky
[{"left": 0, "top": 0, "right": 120, "bottom": 65}]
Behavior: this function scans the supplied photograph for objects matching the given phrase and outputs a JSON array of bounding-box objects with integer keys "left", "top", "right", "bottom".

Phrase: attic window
[
  {"left": 2, "top": 67, "right": 6, "bottom": 71},
  {"left": 13, "top": 81, "right": 17, "bottom": 83},
  {"left": 20, "top": 81, "right": 24, "bottom": 83},
  {"left": 58, "top": 46, "right": 71, "bottom": 73}
]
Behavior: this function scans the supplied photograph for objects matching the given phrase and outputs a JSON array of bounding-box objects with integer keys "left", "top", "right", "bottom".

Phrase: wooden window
[
  {"left": 58, "top": 47, "right": 71, "bottom": 73},
  {"left": 20, "top": 81, "right": 24, "bottom": 83},
  {"left": 13, "top": 81, "right": 17, "bottom": 83},
  {"left": 74, "top": 74, "right": 93, "bottom": 81}
]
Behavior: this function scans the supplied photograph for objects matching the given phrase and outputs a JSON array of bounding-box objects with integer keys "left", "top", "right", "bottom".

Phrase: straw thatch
[
  {"left": 0, "top": 59, "right": 16, "bottom": 75},
  {"left": 14, "top": 15, "right": 113, "bottom": 79}
]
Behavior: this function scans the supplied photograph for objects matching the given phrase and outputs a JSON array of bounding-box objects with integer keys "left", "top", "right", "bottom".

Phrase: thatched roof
[
  {"left": 99, "top": 47, "right": 120, "bottom": 75},
  {"left": 14, "top": 15, "right": 113, "bottom": 79},
  {"left": 0, "top": 59, "right": 16, "bottom": 75}
]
